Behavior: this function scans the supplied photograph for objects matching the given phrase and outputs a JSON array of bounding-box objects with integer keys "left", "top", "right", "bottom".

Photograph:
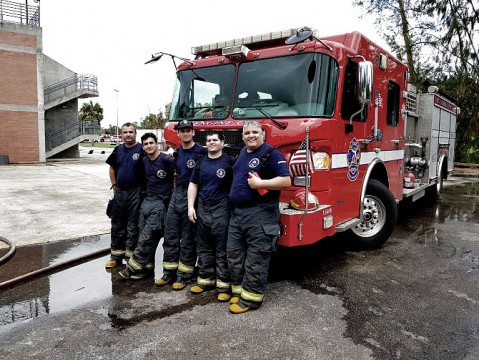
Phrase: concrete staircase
[
  {"left": 44, "top": 74, "right": 99, "bottom": 110},
  {"left": 44, "top": 74, "right": 99, "bottom": 158}
]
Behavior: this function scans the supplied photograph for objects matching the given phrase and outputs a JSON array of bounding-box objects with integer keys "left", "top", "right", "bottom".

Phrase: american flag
[
  {"left": 375, "top": 90, "right": 383, "bottom": 107},
  {"left": 289, "top": 137, "right": 315, "bottom": 177}
]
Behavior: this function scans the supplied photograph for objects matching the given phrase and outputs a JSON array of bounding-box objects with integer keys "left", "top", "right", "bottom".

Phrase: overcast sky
[{"left": 39, "top": 0, "right": 388, "bottom": 128}]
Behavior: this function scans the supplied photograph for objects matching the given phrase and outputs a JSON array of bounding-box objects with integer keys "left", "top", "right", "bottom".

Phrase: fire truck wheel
[
  {"left": 426, "top": 163, "right": 444, "bottom": 202},
  {"left": 435, "top": 167, "right": 444, "bottom": 199},
  {"left": 349, "top": 179, "right": 398, "bottom": 249}
]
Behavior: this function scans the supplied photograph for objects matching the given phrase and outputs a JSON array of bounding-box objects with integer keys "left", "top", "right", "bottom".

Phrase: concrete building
[{"left": 0, "top": 1, "right": 99, "bottom": 164}]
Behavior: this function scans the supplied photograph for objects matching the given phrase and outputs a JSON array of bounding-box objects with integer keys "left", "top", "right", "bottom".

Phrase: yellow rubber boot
[
  {"left": 229, "top": 303, "right": 250, "bottom": 314},
  {"left": 190, "top": 285, "right": 204, "bottom": 294},
  {"left": 105, "top": 259, "right": 120, "bottom": 268},
  {"left": 217, "top": 293, "right": 231, "bottom": 302}
]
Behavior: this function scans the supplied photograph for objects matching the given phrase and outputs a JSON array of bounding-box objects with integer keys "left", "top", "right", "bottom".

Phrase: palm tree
[{"left": 79, "top": 101, "right": 104, "bottom": 122}]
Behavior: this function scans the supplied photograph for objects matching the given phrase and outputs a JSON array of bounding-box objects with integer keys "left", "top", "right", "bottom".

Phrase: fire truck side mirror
[{"left": 358, "top": 61, "right": 373, "bottom": 104}]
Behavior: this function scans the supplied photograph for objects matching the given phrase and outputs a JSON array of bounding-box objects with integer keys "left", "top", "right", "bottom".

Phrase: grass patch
[{"left": 80, "top": 142, "right": 117, "bottom": 148}]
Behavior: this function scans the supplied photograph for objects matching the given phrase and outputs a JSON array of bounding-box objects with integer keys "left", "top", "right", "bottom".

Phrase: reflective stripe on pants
[
  {"left": 227, "top": 203, "right": 280, "bottom": 308},
  {"left": 163, "top": 187, "right": 196, "bottom": 277},
  {"left": 195, "top": 197, "right": 231, "bottom": 291},
  {"left": 110, "top": 186, "right": 141, "bottom": 259}
]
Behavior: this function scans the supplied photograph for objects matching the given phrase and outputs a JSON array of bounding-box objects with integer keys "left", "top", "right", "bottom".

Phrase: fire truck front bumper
[{"left": 278, "top": 202, "right": 335, "bottom": 247}]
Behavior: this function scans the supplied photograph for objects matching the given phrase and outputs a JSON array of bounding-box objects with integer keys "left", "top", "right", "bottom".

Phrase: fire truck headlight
[
  {"left": 323, "top": 215, "right": 333, "bottom": 229},
  {"left": 312, "top": 152, "right": 330, "bottom": 170}
]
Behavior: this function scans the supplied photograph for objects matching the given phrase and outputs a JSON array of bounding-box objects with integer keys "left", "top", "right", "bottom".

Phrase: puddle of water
[
  {"left": 0, "top": 235, "right": 165, "bottom": 330},
  {"left": 437, "top": 182, "right": 479, "bottom": 224}
]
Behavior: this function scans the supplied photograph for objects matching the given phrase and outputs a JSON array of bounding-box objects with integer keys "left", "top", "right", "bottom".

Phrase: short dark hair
[
  {"left": 141, "top": 132, "right": 158, "bottom": 144},
  {"left": 121, "top": 122, "right": 137, "bottom": 131},
  {"left": 206, "top": 131, "right": 224, "bottom": 141}
]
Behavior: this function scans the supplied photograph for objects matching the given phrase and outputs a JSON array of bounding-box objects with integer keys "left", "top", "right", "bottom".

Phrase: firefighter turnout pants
[
  {"left": 195, "top": 197, "right": 231, "bottom": 293},
  {"left": 127, "top": 194, "right": 169, "bottom": 272},
  {"left": 110, "top": 186, "right": 141, "bottom": 261},
  {"left": 162, "top": 186, "right": 196, "bottom": 279},
  {"left": 227, "top": 203, "right": 281, "bottom": 309}
]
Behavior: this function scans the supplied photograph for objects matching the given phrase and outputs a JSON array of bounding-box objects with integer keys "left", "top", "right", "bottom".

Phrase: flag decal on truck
[{"left": 347, "top": 138, "right": 361, "bottom": 181}]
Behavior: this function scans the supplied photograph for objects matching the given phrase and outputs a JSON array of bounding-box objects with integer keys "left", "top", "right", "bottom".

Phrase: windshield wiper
[
  {"left": 187, "top": 106, "right": 210, "bottom": 118},
  {"left": 186, "top": 105, "right": 230, "bottom": 119},
  {"left": 252, "top": 105, "right": 287, "bottom": 129}
]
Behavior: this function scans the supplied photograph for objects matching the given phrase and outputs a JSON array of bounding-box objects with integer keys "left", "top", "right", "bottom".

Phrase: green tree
[
  {"left": 422, "top": 0, "right": 479, "bottom": 162},
  {"left": 423, "top": 0, "right": 479, "bottom": 82},
  {"left": 138, "top": 107, "right": 168, "bottom": 129},
  {"left": 79, "top": 101, "right": 104, "bottom": 122},
  {"left": 352, "top": 0, "right": 437, "bottom": 85}
]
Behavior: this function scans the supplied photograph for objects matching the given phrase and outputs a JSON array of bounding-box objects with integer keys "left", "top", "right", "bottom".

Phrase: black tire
[{"left": 349, "top": 179, "right": 398, "bottom": 249}]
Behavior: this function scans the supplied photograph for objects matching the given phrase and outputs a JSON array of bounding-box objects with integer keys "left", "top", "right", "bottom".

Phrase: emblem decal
[
  {"left": 248, "top": 158, "right": 260, "bottom": 169},
  {"left": 216, "top": 168, "right": 226, "bottom": 178},
  {"left": 187, "top": 159, "right": 196, "bottom": 169},
  {"left": 347, "top": 138, "right": 361, "bottom": 181},
  {"left": 132, "top": 153, "right": 140, "bottom": 160},
  {"left": 157, "top": 170, "right": 167, "bottom": 179}
]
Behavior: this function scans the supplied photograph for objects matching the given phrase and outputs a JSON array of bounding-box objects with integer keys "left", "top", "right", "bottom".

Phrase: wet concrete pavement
[
  {"left": 1, "top": 172, "right": 479, "bottom": 359},
  {"left": 0, "top": 146, "right": 112, "bottom": 246}
]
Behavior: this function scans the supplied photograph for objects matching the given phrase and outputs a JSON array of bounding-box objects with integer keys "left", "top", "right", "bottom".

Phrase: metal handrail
[
  {"left": 44, "top": 74, "right": 98, "bottom": 104},
  {"left": 0, "top": 0, "right": 40, "bottom": 26},
  {"left": 45, "top": 121, "right": 100, "bottom": 151},
  {"left": 45, "top": 122, "right": 81, "bottom": 151}
]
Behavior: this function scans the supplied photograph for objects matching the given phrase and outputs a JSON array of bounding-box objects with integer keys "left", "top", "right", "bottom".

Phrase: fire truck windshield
[{"left": 169, "top": 53, "right": 338, "bottom": 121}]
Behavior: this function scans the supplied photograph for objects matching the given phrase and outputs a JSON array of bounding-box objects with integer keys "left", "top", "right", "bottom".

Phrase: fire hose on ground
[
  {"left": 0, "top": 239, "right": 110, "bottom": 291},
  {"left": 0, "top": 236, "right": 16, "bottom": 266}
]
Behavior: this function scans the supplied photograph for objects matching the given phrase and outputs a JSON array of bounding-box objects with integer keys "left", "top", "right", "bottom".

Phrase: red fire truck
[{"left": 156, "top": 27, "right": 458, "bottom": 249}]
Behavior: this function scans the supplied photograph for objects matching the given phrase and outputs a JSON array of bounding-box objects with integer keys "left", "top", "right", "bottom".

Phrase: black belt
[
  {"left": 233, "top": 200, "right": 277, "bottom": 209},
  {"left": 146, "top": 193, "right": 170, "bottom": 201},
  {"left": 233, "top": 202, "right": 254, "bottom": 209},
  {"left": 200, "top": 198, "right": 227, "bottom": 206}
]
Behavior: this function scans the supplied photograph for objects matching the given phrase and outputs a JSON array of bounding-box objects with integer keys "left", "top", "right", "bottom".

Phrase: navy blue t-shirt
[
  {"left": 175, "top": 143, "right": 207, "bottom": 187},
  {"left": 106, "top": 143, "right": 145, "bottom": 190},
  {"left": 144, "top": 152, "right": 175, "bottom": 196},
  {"left": 190, "top": 154, "right": 235, "bottom": 202},
  {"left": 229, "top": 143, "right": 289, "bottom": 205}
]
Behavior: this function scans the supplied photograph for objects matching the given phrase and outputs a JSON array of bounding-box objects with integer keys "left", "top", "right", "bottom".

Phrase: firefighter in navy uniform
[
  {"left": 155, "top": 120, "right": 207, "bottom": 290},
  {"left": 187, "top": 131, "right": 235, "bottom": 302},
  {"left": 119, "top": 133, "right": 175, "bottom": 279},
  {"left": 105, "top": 122, "right": 145, "bottom": 269},
  {"left": 227, "top": 121, "right": 291, "bottom": 314}
]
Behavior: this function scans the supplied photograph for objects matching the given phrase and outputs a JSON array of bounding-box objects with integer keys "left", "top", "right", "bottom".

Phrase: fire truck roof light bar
[
  {"left": 222, "top": 45, "right": 250, "bottom": 57},
  {"left": 191, "top": 27, "right": 320, "bottom": 56}
]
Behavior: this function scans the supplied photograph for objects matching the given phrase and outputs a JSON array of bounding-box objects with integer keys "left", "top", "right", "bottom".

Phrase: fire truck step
[{"left": 335, "top": 218, "right": 361, "bottom": 232}]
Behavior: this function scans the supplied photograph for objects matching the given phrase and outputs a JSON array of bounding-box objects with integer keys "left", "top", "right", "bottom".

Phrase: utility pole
[{"left": 113, "top": 89, "right": 119, "bottom": 136}]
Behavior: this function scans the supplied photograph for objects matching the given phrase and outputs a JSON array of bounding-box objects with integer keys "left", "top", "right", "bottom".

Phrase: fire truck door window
[
  {"left": 233, "top": 53, "right": 338, "bottom": 119},
  {"left": 387, "top": 81, "right": 400, "bottom": 126},
  {"left": 169, "top": 64, "right": 235, "bottom": 120},
  {"left": 341, "top": 60, "right": 367, "bottom": 121}
]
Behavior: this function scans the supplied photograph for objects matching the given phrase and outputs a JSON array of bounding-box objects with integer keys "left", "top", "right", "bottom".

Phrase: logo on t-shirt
[
  {"left": 216, "top": 168, "right": 226, "bottom": 178},
  {"left": 248, "top": 158, "right": 260, "bottom": 169},
  {"left": 157, "top": 170, "right": 167, "bottom": 178},
  {"left": 187, "top": 159, "right": 196, "bottom": 168},
  {"left": 132, "top": 153, "right": 140, "bottom": 160}
]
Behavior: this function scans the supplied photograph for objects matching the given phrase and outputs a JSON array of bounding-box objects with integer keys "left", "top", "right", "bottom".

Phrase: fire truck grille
[{"left": 194, "top": 129, "right": 244, "bottom": 157}]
